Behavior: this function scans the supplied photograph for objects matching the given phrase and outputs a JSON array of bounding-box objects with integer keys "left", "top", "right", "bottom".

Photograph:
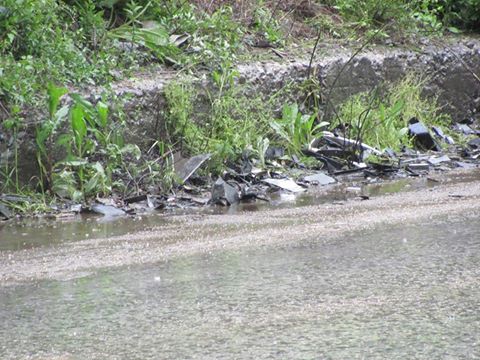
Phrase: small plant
[
  {"left": 35, "top": 84, "right": 69, "bottom": 193},
  {"left": 107, "top": 0, "right": 175, "bottom": 61},
  {"left": 251, "top": 4, "right": 282, "bottom": 44},
  {"left": 270, "top": 103, "right": 329, "bottom": 156},
  {"left": 1, "top": 107, "right": 22, "bottom": 191},
  {"left": 414, "top": 0, "right": 480, "bottom": 32}
]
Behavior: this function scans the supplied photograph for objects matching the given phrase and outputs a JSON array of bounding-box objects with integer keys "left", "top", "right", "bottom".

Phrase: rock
[
  {"left": 211, "top": 178, "right": 239, "bottom": 206},
  {"left": 408, "top": 118, "right": 441, "bottom": 151},
  {"left": 264, "top": 146, "right": 285, "bottom": 160}
]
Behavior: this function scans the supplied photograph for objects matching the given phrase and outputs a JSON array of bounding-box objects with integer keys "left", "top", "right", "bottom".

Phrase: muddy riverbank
[{"left": 1, "top": 168, "right": 479, "bottom": 286}]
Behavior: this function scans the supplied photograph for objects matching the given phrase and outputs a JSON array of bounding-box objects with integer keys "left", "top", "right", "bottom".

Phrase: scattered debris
[
  {"left": 432, "top": 126, "right": 455, "bottom": 145},
  {"left": 346, "top": 186, "right": 361, "bottom": 193},
  {"left": 70, "top": 204, "right": 82, "bottom": 213},
  {"left": 0, "top": 194, "right": 32, "bottom": 203},
  {"left": 2, "top": 116, "right": 480, "bottom": 220},
  {"left": 124, "top": 194, "right": 148, "bottom": 204},
  {"left": 407, "top": 163, "right": 430, "bottom": 172},
  {"left": 262, "top": 178, "right": 306, "bottom": 193},
  {"left": 455, "top": 161, "right": 477, "bottom": 169},
  {"left": 314, "top": 131, "right": 383, "bottom": 157},
  {"left": 454, "top": 123, "right": 476, "bottom": 135},
  {"left": 169, "top": 33, "right": 190, "bottom": 47}
]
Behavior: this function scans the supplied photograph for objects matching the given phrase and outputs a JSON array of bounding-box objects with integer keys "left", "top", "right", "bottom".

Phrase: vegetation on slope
[{"left": 0, "top": 0, "right": 478, "bottom": 210}]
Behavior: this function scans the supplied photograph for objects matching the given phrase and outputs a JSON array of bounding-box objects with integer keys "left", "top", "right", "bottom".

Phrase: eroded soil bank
[{"left": 1, "top": 168, "right": 479, "bottom": 286}]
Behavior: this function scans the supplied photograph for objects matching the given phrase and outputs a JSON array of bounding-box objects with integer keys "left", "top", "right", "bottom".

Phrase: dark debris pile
[{"left": 1, "top": 119, "right": 479, "bottom": 221}]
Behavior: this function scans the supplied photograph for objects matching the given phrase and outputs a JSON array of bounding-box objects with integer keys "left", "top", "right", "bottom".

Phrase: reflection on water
[
  {"left": 0, "top": 176, "right": 449, "bottom": 252},
  {"left": 2, "top": 170, "right": 480, "bottom": 252},
  {"left": 1, "top": 216, "right": 479, "bottom": 359},
  {"left": 0, "top": 214, "right": 170, "bottom": 251}
]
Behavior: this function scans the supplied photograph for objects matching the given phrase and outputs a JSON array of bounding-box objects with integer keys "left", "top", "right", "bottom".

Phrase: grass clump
[{"left": 337, "top": 73, "right": 452, "bottom": 151}]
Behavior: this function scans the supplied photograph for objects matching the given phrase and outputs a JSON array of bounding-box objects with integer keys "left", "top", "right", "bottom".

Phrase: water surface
[{"left": 1, "top": 215, "right": 479, "bottom": 359}]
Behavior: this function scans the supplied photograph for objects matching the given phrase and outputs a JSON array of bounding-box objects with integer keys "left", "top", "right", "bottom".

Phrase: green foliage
[
  {"left": 251, "top": 4, "right": 283, "bottom": 44},
  {"left": 325, "top": 0, "right": 480, "bottom": 35},
  {"left": 270, "top": 103, "right": 329, "bottom": 156},
  {"left": 164, "top": 70, "right": 275, "bottom": 173},
  {"left": 338, "top": 73, "right": 451, "bottom": 151},
  {"left": 35, "top": 84, "right": 70, "bottom": 193},
  {"left": 0, "top": 0, "right": 116, "bottom": 112},
  {"left": 330, "top": 0, "right": 411, "bottom": 34},
  {"left": 31, "top": 85, "right": 146, "bottom": 201},
  {"left": 414, "top": 0, "right": 480, "bottom": 31}
]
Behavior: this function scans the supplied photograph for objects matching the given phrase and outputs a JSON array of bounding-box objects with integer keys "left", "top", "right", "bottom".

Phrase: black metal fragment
[{"left": 408, "top": 118, "right": 441, "bottom": 151}]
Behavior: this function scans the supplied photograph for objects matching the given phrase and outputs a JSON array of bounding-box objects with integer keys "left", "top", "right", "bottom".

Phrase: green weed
[
  {"left": 338, "top": 73, "right": 452, "bottom": 151},
  {"left": 164, "top": 69, "right": 275, "bottom": 173}
]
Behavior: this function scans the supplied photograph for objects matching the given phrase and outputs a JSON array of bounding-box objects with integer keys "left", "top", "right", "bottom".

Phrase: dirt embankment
[{"left": 1, "top": 169, "right": 480, "bottom": 286}]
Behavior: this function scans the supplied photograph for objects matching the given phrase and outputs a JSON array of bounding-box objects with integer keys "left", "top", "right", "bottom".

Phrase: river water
[{"left": 1, "top": 213, "right": 479, "bottom": 359}]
